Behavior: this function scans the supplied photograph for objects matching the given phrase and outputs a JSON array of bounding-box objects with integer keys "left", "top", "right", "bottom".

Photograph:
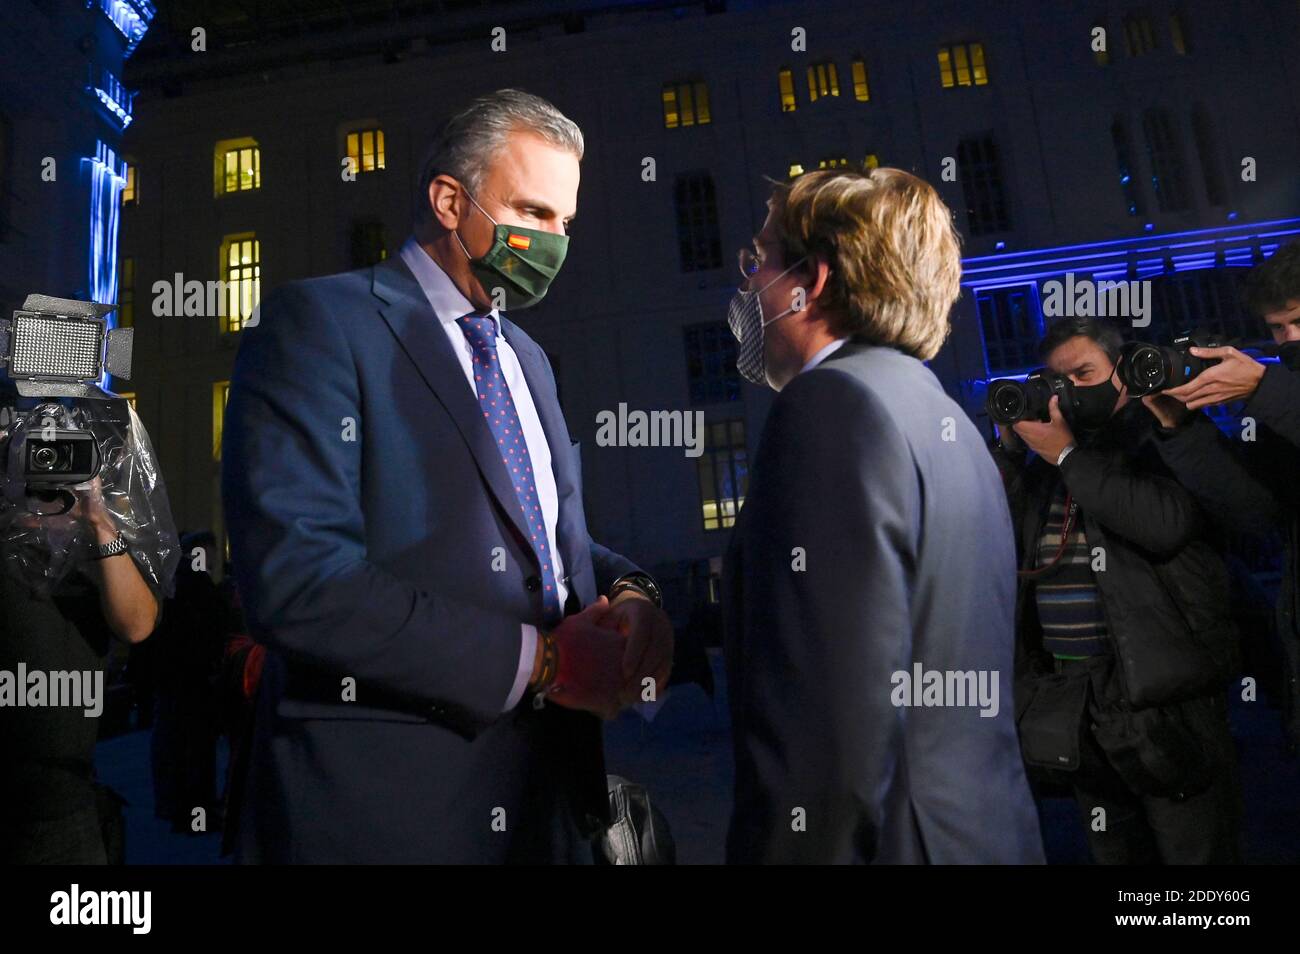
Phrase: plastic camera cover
[{"left": 0, "top": 396, "right": 179, "bottom": 599}]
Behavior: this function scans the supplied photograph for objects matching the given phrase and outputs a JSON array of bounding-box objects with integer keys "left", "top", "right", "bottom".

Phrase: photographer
[
  {"left": 0, "top": 388, "right": 177, "bottom": 864},
  {"left": 992, "top": 317, "right": 1241, "bottom": 865},
  {"left": 1144, "top": 240, "right": 1300, "bottom": 751}
]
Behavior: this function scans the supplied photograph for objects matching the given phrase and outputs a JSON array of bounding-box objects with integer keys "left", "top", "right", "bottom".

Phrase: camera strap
[{"left": 1019, "top": 492, "right": 1077, "bottom": 579}]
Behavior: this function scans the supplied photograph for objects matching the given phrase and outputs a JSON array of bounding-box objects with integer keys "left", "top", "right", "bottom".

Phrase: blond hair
[{"left": 767, "top": 167, "right": 962, "bottom": 361}]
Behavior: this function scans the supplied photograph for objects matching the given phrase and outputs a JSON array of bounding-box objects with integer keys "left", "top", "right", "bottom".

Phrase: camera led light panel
[{"left": 8, "top": 312, "right": 104, "bottom": 380}]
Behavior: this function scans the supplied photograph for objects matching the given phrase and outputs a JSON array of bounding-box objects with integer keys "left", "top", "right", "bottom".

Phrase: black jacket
[
  {"left": 994, "top": 401, "right": 1238, "bottom": 710},
  {"left": 1152, "top": 364, "right": 1300, "bottom": 743}
]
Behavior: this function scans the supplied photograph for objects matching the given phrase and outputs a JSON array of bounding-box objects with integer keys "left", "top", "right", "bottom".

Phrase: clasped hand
[{"left": 546, "top": 593, "right": 674, "bottom": 721}]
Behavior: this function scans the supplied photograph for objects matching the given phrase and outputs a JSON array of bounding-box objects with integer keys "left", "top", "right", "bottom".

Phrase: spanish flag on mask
[{"left": 506, "top": 233, "right": 531, "bottom": 251}]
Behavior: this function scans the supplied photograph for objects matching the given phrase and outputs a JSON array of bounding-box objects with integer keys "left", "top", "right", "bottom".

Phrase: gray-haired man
[{"left": 223, "top": 89, "right": 672, "bottom": 863}]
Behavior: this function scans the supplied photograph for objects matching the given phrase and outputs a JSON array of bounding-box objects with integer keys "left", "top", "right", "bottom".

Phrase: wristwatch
[
  {"left": 609, "top": 572, "right": 663, "bottom": 609},
  {"left": 93, "top": 531, "right": 129, "bottom": 560}
]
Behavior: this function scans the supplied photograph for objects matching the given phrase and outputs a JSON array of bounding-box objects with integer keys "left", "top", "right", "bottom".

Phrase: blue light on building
[
  {"left": 961, "top": 219, "right": 1300, "bottom": 386},
  {"left": 83, "top": 141, "right": 126, "bottom": 335},
  {"left": 961, "top": 219, "right": 1300, "bottom": 289},
  {"left": 88, "top": 66, "right": 135, "bottom": 128},
  {"left": 91, "top": 0, "right": 156, "bottom": 57}
]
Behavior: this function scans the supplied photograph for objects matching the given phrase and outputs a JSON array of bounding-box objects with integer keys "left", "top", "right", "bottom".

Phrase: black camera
[
  {"left": 0, "top": 295, "right": 132, "bottom": 513},
  {"left": 22, "top": 428, "right": 101, "bottom": 488},
  {"left": 986, "top": 370, "right": 1076, "bottom": 425},
  {"left": 1117, "top": 331, "right": 1226, "bottom": 396}
]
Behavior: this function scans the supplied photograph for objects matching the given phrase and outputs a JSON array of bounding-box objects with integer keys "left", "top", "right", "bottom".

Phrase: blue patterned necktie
[{"left": 455, "top": 314, "right": 562, "bottom": 625}]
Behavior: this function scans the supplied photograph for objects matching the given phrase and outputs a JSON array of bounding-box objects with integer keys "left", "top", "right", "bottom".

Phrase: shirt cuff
[{"left": 504, "top": 624, "right": 538, "bottom": 712}]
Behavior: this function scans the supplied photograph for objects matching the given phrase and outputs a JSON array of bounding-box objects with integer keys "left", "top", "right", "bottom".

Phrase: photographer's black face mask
[
  {"left": 1071, "top": 376, "right": 1121, "bottom": 433},
  {"left": 1279, "top": 340, "right": 1300, "bottom": 372}
]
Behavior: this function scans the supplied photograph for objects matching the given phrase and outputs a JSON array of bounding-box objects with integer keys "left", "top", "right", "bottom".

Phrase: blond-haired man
[{"left": 722, "top": 168, "right": 1044, "bottom": 864}]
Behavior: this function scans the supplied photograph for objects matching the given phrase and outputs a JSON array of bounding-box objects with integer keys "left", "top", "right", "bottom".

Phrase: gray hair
[{"left": 415, "top": 88, "right": 584, "bottom": 221}]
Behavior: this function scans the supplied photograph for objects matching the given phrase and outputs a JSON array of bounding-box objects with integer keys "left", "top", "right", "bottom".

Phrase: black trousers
[{"left": 1059, "top": 657, "right": 1242, "bottom": 864}]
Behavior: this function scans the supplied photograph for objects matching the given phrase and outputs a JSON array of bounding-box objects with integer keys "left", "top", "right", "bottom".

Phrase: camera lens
[
  {"left": 989, "top": 382, "right": 1027, "bottom": 423},
  {"left": 30, "top": 445, "right": 59, "bottom": 471},
  {"left": 1134, "top": 351, "right": 1164, "bottom": 385}
]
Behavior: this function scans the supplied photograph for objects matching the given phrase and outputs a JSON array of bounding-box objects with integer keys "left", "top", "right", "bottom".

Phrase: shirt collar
[
  {"left": 800, "top": 337, "right": 850, "bottom": 375},
  {"left": 399, "top": 236, "right": 502, "bottom": 331}
]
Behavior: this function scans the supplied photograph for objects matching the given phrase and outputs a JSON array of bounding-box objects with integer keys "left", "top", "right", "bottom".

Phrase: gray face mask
[{"left": 726, "top": 257, "right": 807, "bottom": 387}]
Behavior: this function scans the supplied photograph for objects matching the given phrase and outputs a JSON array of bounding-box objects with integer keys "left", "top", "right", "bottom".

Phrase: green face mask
[{"left": 453, "top": 190, "right": 569, "bottom": 311}]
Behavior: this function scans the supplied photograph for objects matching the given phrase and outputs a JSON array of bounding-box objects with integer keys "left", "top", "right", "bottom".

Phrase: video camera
[{"left": 0, "top": 294, "right": 133, "bottom": 512}]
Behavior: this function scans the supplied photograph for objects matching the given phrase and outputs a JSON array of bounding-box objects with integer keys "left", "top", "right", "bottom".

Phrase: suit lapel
[{"left": 372, "top": 258, "right": 534, "bottom": 557}]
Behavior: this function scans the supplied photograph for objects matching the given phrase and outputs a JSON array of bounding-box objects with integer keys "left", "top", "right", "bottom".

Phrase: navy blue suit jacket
[
  {"left": 222, "top": 256, "right": 637, "bottom": 863},
  {"left": 723, "top": 342, "right": 1045, "bottom": 864}
]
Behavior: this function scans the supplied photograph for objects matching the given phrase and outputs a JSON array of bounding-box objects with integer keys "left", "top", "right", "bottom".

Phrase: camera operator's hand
[
  {"left": 1142, "top": 393, "right": 1192, "bottom": 429},
  {"left": 72, "top": 476, "right": 118, "bottom": 544},
  {"left": 72, "top": 476, "right": 158, "bottom": 643},
  {"left": 1164, "top": 346, "right": 1265, "bottom": 410},
  {"left": 1012, "top": 396, "right": 1075, "bottom": 465}
]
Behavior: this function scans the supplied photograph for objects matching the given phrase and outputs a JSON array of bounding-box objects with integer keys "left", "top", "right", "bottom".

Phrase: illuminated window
[
  {"left": 122, "top": 163, "right": 137, "bottom": 205},
  {"left": 346, "top": 128, "right": 386, "bottom": 173},
  {"left": 778, "top": 69, "right": 797, "bottom": 112},
  {"left": 219, "top": 233, "right": 260, "bottom": 332},
  {"left": 214, "top": 137, "right": 260, "bottom": 195},
  {"left": 674, "top": 172, "right": 722, "bottom": 272},
  {"left": 1142, "top": 107, "right": 1190, "bottom": 212},
  {"left": 118, "top": 256, "right": 135, "bottom": 328},
  {"left": 684, "top": 321, "right": 740, "bottom": 405},
  {"left": 1093, "top": 21, "right": 1110, "bottom": 66},
  {"left": 351, "top": 221, "right": 388, "bottom": 267},
  {"left": 662, "top": 80, "right": 711, "bottom": 129},
  {"left": 806, "top": 61, "right": 839, "bottom": 102},
  {"left": 697, "top": 420, "right": 747, "bottom": 531},
  {"left": 956, "top": 134, "right": 1011, "bottom": 235},
  {"left": 788, "top": 163, "right": 805, "bottom": 179},
  {"left": 694, "top": 81, "right": 711, "bottom": 124},
  {"left": 863, "top": 153, "right": 881, "bottom": 170},
  {"left": 851, "top": 59, "right": 870, "bottom": 101},
  {"left": 213, "top": 381, "right": 230, "bottom": 461},
  {"left": 818, "top": 157, "right": 849, "bottom": 170},
  {"left": 1123, "top": 15, "right": 1156, "bottom": 56},
  {"left": 938, "top": 42, "right": 988, "bottom": 88},
  {"left": 1111, "top": 117, "right": 1145, "bottom": 217},
  {"left": 1169, "top": 12, "right": 1188, "bottom": 54}
]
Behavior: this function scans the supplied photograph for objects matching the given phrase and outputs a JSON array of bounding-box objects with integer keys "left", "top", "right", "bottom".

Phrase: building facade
[{"left": 112, "top": 0, "right": 1300, "bottom": 616}]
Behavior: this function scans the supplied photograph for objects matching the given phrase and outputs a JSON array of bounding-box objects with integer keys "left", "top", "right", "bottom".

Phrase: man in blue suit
[
  {"left": 222, "top": 89, "right": 673, "bottom": 863},
  {"left": 722, "top": 168, "right": 1044, "bottom": 864}
]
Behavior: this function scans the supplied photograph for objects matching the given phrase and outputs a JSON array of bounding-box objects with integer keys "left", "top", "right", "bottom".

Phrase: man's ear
[
  {"left": 428, "top": 175, "right": 466, "bottom": 232},
  {"left": 806, "top": 256, "right": 833, "bottom": 304}
]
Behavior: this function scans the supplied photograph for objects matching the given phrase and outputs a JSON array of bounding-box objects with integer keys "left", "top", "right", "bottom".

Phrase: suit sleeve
[
  {"left": 726, "top": 370, "right": 914, "bottom": 864},
  {"left": 222, "top": 284, "right": 521, "bottom": 728},
  {"left": 589, "top": 542, "right": 639, "bottom": 596},
  {"left": 1057, "top": 443, "right": 1201, "bottom": 557},
  {"left": 1244, "top": 364, "right": 1300, "bottom": 449}
]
